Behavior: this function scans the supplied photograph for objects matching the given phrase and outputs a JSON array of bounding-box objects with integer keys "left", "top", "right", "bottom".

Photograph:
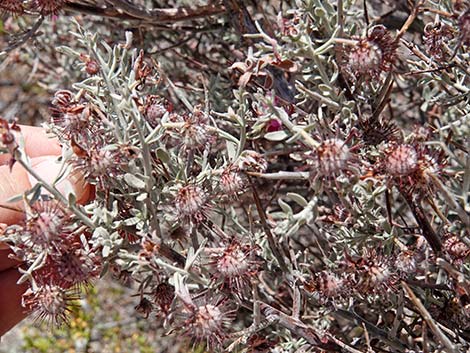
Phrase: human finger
[
  {"left": 0, "top": 125, "right": 61, "bottom": 165},
  {"left": 0, "top": 155, "right": 92, "bottom": 225},
  {"left": 0, "top": 224, "right": 16, "bottom": 271},
  {"left": 0, "top": 249, "right": 18, "bottom": 272},
  {"left": 0, "top": 268, "right": 29, "bottom": 337}
]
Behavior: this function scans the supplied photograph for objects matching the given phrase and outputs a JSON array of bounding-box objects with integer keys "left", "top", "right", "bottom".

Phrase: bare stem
[
  {"left": 66, "top": 1, "right": 225, "bottom": 23},
  {"left": 402, "top": 281, "right": 458, "bottom": 353},
  {"left": 14, "top": 151, "right": 95, "bottom": 229},
  {"left": 248, "top": 176, "right": 289, "bottom": 273},
  {"left": 260, "top": 302, "right": 339, "bottom": 350}
]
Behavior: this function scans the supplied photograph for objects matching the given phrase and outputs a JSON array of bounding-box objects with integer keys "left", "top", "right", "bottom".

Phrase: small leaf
[
  {"left": 5, "top": 193, "right": 23, "bottom": 204},
  {"left": 136, "top": 192, "right": 148, "bottom": 202},
  {"left": 68, "top": 190, "right": 77, "bottom": 206},
  {"left": 99, "top": 261, "right": 109, "bottom": 278},
  {"left": 264, "top": 130, "right": 288, "bottom": 141},
  {"left": 318, "top": 84, "right": 332, "bottom": 94},
  {"left": 121, "top": 217, "right": 140, "bottom": 226},
  {"left": 156, "top": 148, "right": 170, "bottom": 163},
  {"left": 102, "top": 244, "right": 111, "bottom": 258},
  {"left": 93, "top": 226, "right": 109, "bottom": 239},
  {"left": 227, "top": 141, "right": 238, "bottom": 161},
  {"left": 314, "top": 7, "right": 326, "bottom": 17},
  {"left": 372, "top": 185, "right": 387, "bottom": 197},
  {"left": 278, "top": 198, "right": 292, "bottom": 214},
  {"left": 287, "top": 192, "right": 308, "bottom": 207},
  {"left": 286, "top": 223, "right": 300, "bottom": 237},
  {"left": 56, "top": 46, "right": 81, "bottom": 57},
  {"left": 124, "top": 173, "right": 146, "bottom": 189},
  {"left": 28, "top": 183, "right": 44, "bottom": 204},
  {"left": 59, "top": 180, "right": 76, "bottom": 204}
]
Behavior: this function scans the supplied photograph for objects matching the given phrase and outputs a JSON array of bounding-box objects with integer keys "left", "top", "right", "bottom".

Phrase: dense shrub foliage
[{"left": 1, "top": 0, "right": 470, "bottom": 352}]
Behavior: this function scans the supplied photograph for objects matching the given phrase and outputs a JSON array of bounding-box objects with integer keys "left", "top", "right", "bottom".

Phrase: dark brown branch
[
  {"left": 1, "top": 17, "right": 44, "bottom": 54},
  {"left": 260, "top": 303, "right": 340, "bottom": 351},
  {"left": 334, "top": 308, "right": 408, "bottom": 351},
  {"left": 402, "top": 281, "right": 458, "bottom": 353},
  {"left": 395, "top": 0, "right": 425, "bottom": 39},
  {"left": 248, "top": 176, "right": 289, "bottom": 272},
  {"left": 405, "top": 279, "right": 451, "bottom": 291},
  {"left": 66, "top": 0, "right": 226, "bottom": 23},
  {"left": 401, "top": 191, "right": 442, "bottom": 253},
  {"left": 371, "top": 71, "right": 394, "bottom": 120},
  {"left": 121, "top": 226, "right": 186, "bottom": 267},
  {"left": 120, "top": 0, "right": 226, "bottom": 22}
]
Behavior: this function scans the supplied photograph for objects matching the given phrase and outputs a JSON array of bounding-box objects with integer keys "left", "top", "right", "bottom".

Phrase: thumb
[{"left": 0, "top": 156, "right": 92, "bottom": 225}]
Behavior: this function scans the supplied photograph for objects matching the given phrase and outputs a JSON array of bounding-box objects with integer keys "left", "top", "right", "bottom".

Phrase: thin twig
[
  {"left": 67, "top": 1, "right": 226, "bottom": 23},
  {"left": 14, "top": 151, "right": 94, "bottom": 229},
  {"left": 247, "top": 171, "right": 310, "bottom": 180},
  {"left": 395, "top": 0, "right": 425, "bottom": 40},
  {"left": 402, "top": 281, "right": 458, "bottom": 353},
  {"left": 436, "top": 258, "right": 470, "bottom": 296},
  {"left": 327, "top": 334, "right": 364, "bottom": 353},
  {"left": 248, "top": 176, "right": 289, "bottom": 272},
  {"left": 401, "top": 191, "right": 442, "bottom": 253},
  {"left": 334, "top": 308, "right": 407, "bottom": 351},
  {"left": 337, "top": 0, "right": 344, "bottom": 37},
  {"left": 0, "top": 17, "right": 44, "bottom": 55},
  {"left": 260, "top": 302, "right": 339, "bottom": 350}
]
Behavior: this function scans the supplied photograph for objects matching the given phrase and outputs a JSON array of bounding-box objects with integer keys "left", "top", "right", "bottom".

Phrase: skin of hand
[{"left": 0, "top": 125, "right": 92, "bottom": 337}]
